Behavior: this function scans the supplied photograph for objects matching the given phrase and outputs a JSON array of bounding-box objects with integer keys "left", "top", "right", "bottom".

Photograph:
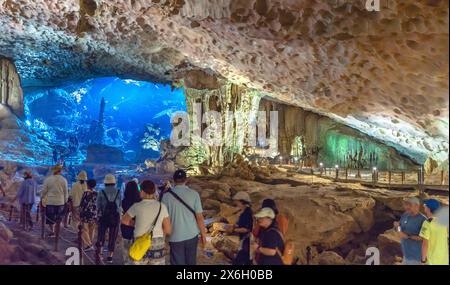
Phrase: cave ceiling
[{"left": 0, "top": 0, "right": 448, "bottom": 163}]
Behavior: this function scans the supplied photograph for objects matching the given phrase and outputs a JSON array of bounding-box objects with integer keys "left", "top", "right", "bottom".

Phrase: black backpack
[{"left": 100, "top": 190, "right": 120, "bottom": 226}]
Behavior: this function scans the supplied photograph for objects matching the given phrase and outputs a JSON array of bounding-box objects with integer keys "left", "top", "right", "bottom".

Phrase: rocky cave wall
[
  {"left": 262, "top": 98, "right": 418, "bottom": 170},
  {"left": 0, "top": 57, "right": 23, "bottom": 118},
  {"left": 0, "top": 57, "right": 51, "bottom": 165}
]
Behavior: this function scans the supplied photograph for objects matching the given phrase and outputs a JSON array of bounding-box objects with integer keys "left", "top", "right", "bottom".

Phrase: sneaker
[{"left": 106, "top": 257, "right": 113, "bottom": 264}]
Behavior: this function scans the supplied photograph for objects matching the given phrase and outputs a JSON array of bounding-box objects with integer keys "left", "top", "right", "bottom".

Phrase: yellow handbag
[{"left": 129, "top": 203, "right": 162, "bottom": 261}]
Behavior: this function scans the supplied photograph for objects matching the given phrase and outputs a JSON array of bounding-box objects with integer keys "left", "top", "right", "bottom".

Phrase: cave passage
[{"left": 22, "top": 77, "right": 186, "bottom": 165}]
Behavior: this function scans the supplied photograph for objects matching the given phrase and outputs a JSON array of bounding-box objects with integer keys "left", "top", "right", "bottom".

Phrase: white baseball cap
[
  {"left": 254, "top": 207, "right": 276, "bottom": 219},
  {"left": 232, "top": 191, "right": 251, "bottom": 203}
]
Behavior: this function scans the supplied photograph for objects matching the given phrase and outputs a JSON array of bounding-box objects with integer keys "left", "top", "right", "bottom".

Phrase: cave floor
[{"left": 0, "top": 166, "right": 448, "bottom": 265}]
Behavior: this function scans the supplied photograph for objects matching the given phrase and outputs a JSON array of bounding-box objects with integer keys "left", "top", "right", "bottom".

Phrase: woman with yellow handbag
[{"left": 121, "top": 180, "right": 171, "bottom": 265}]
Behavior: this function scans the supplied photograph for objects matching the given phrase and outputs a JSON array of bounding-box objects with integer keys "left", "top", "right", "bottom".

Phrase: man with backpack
[
  {"left": 161, "top": 170, "right": 207, "bottom": 265},
  {"left": 96, "top": 174, "right": 121, "bottom": 264}
]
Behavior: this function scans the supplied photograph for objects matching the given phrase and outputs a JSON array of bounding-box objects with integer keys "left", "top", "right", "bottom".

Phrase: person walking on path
[
  {"left": 14, "top": 170, "right": 38, "bottom": 231},
  {"left": 79, "top": 179, "right": 98, "bottom": 251},
  {"left": 41, "top": 165, "right": 69, "bottom": 237},
  {"left": 161, "top": 170, "right": 207, "bottom": 265},
  {"left": 120, "top": 180, "right": 141, "bottom": 264},
  {"left": 70, "top": 171, "right": 88, "bottom": 230},
  {"left": 96, "top": 174, "right": 121, "bottom": 264},
  {"left": 121, "top": 180, "right": 171, "bottom": 265}
]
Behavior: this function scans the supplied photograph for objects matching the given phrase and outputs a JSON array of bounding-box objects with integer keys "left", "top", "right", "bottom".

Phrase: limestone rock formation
[
  {"left": 0, "top": 1, "right": 447, "bottom": 166},
  {"left": 85, "top": 144, "right": 125, "bottom": 164},
  {"left": 312, "top": 251, "right": 348, "bottom": 265},
  {"left": 377, "top": 229, "right": 403, "bottom": 264},
  {"left": 0, "top": 57, "right": 23, "bottom": 117}
]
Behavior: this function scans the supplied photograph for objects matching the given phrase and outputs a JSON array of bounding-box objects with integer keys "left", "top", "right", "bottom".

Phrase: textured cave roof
[{"left": 0, "top": 0, "right": 448, "bottom": 163}]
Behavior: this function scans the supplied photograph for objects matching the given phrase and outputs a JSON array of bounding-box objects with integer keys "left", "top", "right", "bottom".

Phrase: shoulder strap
[
  {"left": 167, "top": 190, "right": 196, "bottom": 217},
  {"left": 113, "top": 190, "right": 120, "bottom": 202},
  {"left": 149, "top": 202, "right": 162, "bottom": 235},
  {"left": 267, "top": 227, "right": 286, "bottom": 261},
  {"left": 268, "top": 227, "right": 285, "bottom": 242},
  {"left": 103, "top": 190, "right": 119, "bottom": 203},
  {"left": 102, "top": 190, "right": 110, "bottom": 202}
]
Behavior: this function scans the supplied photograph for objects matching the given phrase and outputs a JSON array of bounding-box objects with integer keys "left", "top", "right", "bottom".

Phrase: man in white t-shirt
[{"left": 121, "top": 180, "right": 171, "bottom": 265}]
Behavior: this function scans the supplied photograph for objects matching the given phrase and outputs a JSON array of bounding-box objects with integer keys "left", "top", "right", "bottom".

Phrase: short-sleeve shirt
[
  {"left": 126, "top": 199, "right": 169, "bottom": 239},
  {"left": 419, "top": 218, "right": 449, "bottom": 265},
  {"left": 259, "top": 226, "right": 285, "bottom": 265},
  {"left": 237, "top": 207, "right": 253, "bottom": 240},
  {"left": 399, "top": 212, "right": 426, "bottom": 261},
  {"left": 236, "top": 206, "right": 253, "bottom": 253},
  {"left": 161, "top": 185, "right": 203, "bottom": 242}
]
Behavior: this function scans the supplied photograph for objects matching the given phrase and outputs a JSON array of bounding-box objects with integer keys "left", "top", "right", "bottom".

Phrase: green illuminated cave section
[{"left": 317, "top": 123, "right": 417, "bottom": 171}]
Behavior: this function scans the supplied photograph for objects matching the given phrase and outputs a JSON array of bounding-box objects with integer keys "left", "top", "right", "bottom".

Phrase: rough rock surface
[
  {"left": 0, "top": 1, "right": 448, "bottom": 164},
  {"left": 189, "top": 169, "right": 448, "bottom": 264},
  {"left": 0, "top": 57, "right": 23, "bottom": 117}
]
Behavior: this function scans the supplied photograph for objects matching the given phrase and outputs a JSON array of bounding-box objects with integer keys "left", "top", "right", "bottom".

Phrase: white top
[
  {"left": 41, "top": 174, "right": 69, "bottom": 206},
  {"left": 126, "top": 199, "right": 169, "bottom": 239},
  {"left": 70, "top": 181, "right": 87, "bottom": 207}
]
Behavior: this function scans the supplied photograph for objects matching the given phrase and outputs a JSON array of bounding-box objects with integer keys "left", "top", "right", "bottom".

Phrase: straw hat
[
  {"left": 104, "top": 174, "right": 116, "bottom": 185},
  {"left": 52, "top": 165, "right": 63, "bottom": 173},
  {"left": 77, "top": 171, "right": 88, "bottom": 181}
]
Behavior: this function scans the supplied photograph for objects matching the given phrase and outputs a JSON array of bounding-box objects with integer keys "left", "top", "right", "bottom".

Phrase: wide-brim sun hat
[
  {"left": 77, "top": 171, "right": 88, "bottom": 181},
  {"left": 104, "top": 174, "right": 116, "bottom": 185},
  {"left": 232, "top": 191, "right": 251, "bottom": 203},
  {"left": 254, "top": 207, "right": 276, "bottom": 219},
  {"left": 52, "top": 165, "right": 63, "bottom": 172}
]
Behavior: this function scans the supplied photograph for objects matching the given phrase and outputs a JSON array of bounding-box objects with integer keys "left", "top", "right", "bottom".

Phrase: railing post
[
  {"left": 345, "top": 168, "right": 348, "bottom": 181},
  {"left": 41, "top": 204, "right": 45, "bottom": 239},
  {"left": 36, "top": 204, "right": 40, "bottom": 223},
  {"left": 78, "top": 224, "right": 83, "bottom": 265},
  {"left": 388, "top": 171, "right": 392, "bottom": 185},
  {"left": 335, "top": 168, "right": 339, "bottom": 180},
  {"left": 22, "top": 205, "right": 27, "bottom": 230},
  {"left": 8, "top": 205, "right": 13, "bottom": 222},
  {"left": 306, "top": 246, "right": 312, "bottom": 265},
  {"left": 401, "top": 171, "right": 405, "bottom": 185},
  {"left": 441, "top": 170, "right": 445, "bottom": 186},
  {"left": 54, "top": 221, "right": 60, "bottom": 251},
  {"left": 95, "top": 243, "right": 101, "bottom": 265}
]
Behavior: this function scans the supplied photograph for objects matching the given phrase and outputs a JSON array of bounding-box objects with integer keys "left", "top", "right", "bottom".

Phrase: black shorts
[{"left": 45, "top": 205, "right": 65, "bottom": 225}]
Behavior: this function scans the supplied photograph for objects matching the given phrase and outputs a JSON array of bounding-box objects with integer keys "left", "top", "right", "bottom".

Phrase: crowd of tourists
[
  {"left": 14, "top": 165, "right": 293, "bottom": 265},
  {"left": 13, "top": 164, "right": 448, "bottom": 265}
]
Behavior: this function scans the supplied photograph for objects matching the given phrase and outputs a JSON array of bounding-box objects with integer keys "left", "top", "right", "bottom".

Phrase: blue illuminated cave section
[{"left": 24, "top": 77, "right": 186, "bottom": 165}]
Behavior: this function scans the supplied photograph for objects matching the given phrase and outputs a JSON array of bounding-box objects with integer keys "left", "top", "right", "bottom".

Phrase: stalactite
[{"left": 182, "top": 81, "right": 262, "bottom": 171}]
